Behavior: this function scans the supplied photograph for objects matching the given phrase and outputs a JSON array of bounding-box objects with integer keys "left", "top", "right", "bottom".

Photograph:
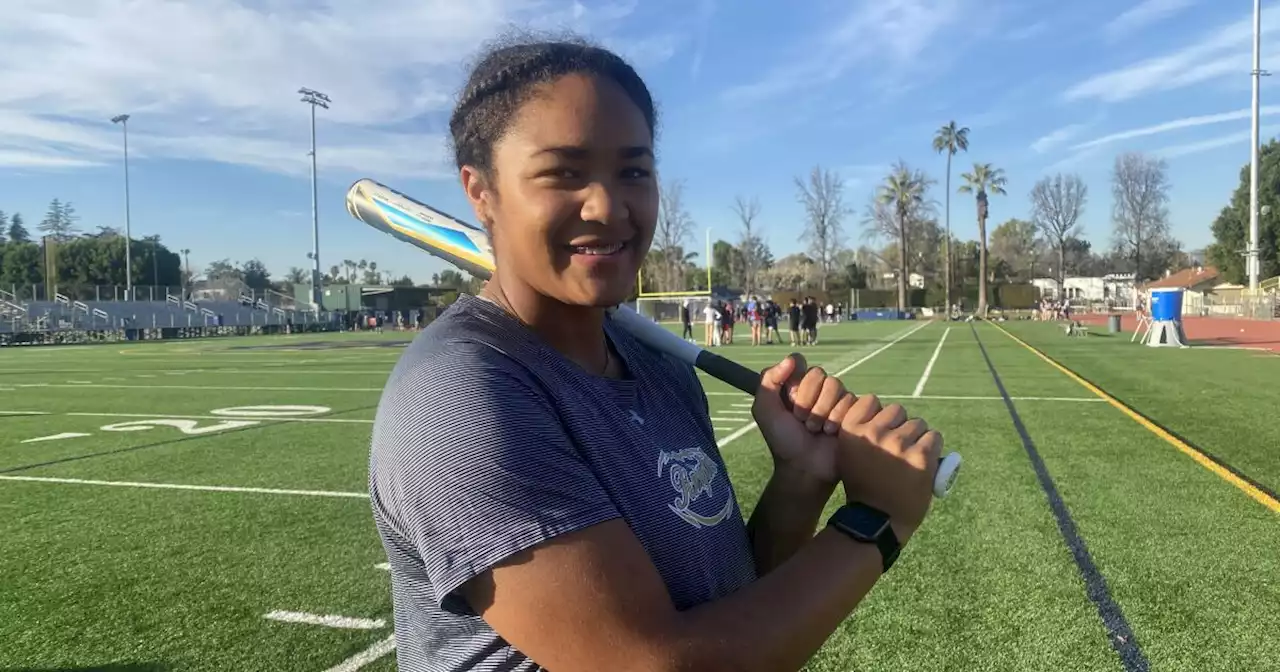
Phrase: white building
[{"left": 1032, "top": 273, "right": 1136, "bottom": 307}]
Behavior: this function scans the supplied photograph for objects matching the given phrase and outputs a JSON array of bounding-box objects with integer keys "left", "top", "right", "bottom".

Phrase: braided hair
[{"left": 448, "top": 31, "right": 658, "bottom": 179}]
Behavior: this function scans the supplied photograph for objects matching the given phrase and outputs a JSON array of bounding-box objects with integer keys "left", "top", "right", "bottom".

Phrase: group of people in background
[
  {"left": 680, "top": 295, "right": 849, "bottom": 348},
  {"left": 1033, "top": 298, "right": 1073, "bottom": 322}
]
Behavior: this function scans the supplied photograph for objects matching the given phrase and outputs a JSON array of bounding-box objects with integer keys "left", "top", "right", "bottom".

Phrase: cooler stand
[{"left": 1144, "top": 287, "right": 1189, "bottom": 348}]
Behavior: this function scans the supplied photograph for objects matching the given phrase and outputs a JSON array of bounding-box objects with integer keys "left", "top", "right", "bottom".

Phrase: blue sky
[{"left": 0, "top": 0, "right": 1275, "bottom": 283}]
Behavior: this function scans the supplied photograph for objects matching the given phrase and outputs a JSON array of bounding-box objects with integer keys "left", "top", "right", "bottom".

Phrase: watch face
[{"left": 837, "top": 504, "right": 891, "bottom": 539}]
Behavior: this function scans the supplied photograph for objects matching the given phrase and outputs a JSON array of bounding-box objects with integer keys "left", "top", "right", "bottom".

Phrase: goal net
[{"left": 634, "top": 295, "right": 716, "bottom": 324}]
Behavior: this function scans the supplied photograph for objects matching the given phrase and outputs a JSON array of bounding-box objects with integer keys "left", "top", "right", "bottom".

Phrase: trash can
[{"left": 1107, "top": 314, "right": 1121, "bottom": 333}]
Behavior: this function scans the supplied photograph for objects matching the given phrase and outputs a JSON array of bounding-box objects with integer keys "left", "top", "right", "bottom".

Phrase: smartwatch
[{"left": 826, "top": 503, "right": 901, "bottom": 573}]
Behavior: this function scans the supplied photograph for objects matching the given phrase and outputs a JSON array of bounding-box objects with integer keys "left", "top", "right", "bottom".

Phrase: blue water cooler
[{"left": 1145, "top": 287, "right": 1188, "bottom": 347}]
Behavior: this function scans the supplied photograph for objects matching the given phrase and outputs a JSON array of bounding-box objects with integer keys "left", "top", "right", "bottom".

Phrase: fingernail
[{"left": 824, "top": 422, "right": 837, "bottom": 434}]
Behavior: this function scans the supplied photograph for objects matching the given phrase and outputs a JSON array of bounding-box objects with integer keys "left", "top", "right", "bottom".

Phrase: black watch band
[{"left": 826, "top": 503, "right": 901, "bottom": 573}]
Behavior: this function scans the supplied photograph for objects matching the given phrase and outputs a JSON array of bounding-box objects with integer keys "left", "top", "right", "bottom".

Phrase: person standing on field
[
  {"left": 368, "top": 34, "right": 945, "bottom": 672},
  {"left": 680, "top": 298, "right": 693, "bottom": 342}
]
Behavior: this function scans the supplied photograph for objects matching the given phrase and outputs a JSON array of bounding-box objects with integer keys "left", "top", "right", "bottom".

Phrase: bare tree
[
  {"left": 1030, "top": 173, "right": 1088, "bottom": 292},
  {"left": 731, "top": 195, "right": 767, "bottom": 295},
  {"left": 654, "top": 179, "right": 697, "bottom": 292},
  {"left": 1110, "top": 152, "right": 1171, "bottom": 284},
  {"left": 794, "top": 166, "right": 849, "bottom": 291}
]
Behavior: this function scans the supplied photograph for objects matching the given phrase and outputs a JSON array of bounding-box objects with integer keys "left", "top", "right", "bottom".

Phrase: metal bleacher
[{"left": 0, "top": 289, "right": 303, "bottom": 333}]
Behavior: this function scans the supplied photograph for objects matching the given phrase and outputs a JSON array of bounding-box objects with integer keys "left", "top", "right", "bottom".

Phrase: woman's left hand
[{"left": 752, "top": 353, "right": 857, "bottom": 492}]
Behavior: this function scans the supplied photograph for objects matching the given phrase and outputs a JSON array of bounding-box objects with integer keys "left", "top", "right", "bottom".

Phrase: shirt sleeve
[{"left": 369, "top": 338, "right": 621, "bottom": 614}]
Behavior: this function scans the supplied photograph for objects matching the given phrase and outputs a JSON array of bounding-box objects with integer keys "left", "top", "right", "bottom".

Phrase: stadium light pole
[
  {"left": 299, "top": 87, "right": 330, "bottom": 313},
  {"left": 111, "top": 114, "right": 133, "bottom": 300},
  {"left": 1249, "top": 0, "right": 1268, "bottom": 293}
]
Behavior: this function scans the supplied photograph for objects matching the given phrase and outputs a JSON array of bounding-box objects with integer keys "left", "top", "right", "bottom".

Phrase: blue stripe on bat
[{"left": 372, "top": 198, "right": 484, "bottom": 255}]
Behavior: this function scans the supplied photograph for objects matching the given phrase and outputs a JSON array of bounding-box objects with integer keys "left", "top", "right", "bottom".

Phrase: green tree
[
  {"left": 240, "top": 259, "right": 271, "bottom": 291},
  {"left": 0, "top": 242, "right": 43, "bottom": 286},
  {"left": 989, "top": 218, "right": 1039, "bottom": 282},
  {"left": 38, "top": 198, "right": 80, "bottom": 240},
  {"left": 8, "top": 214, "right": 31, "bottom": 244},
  {"left": 932, "top": 120, "right": 969, "bottom": 312},
  {"left": 958, "top": 163, "right": 1008, "bottom": 316},
  {"left": 711, "top": 239, "right": 745, "bottom": 289},
  {"left": 1207, "top": 138, "right": 1280, "bottom": 284},
  {"left": 438, "top": 269, "right": 466, "bottom": 289},
  {"left": 0, "top": 211, "right": 8, "bottom": 244}
]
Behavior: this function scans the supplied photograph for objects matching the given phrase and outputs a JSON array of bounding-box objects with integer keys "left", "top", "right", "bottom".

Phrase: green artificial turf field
[{"left": 2, "top": 317, "right": 1278, "bottom": 672}]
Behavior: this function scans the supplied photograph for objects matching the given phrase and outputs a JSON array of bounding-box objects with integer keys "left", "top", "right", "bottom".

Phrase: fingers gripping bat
[{"left": 345, "top": 178, "right": 962, "bottom": 498}]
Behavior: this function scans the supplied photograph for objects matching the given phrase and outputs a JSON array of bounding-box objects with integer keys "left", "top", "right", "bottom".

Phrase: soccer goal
[
  {"left": 633, "top": 230, "right": 713, "bottom": 323},
  {"left": 634, "top": 295, "right": 717, "bottom": 324}
]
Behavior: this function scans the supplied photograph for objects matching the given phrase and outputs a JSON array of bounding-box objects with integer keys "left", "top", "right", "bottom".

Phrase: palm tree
[
  {"left": 932, "top": 121, "right": 969, "bottom": 316},
  {"left": 876, "top": 161, "right": 932, "bottom": 312},
  {"left": 957, "top": 162, "right": 1008, "bottom": 317}
]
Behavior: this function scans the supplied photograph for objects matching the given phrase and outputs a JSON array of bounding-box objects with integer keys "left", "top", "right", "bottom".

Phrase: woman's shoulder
[{"left": 382, "top": 296, "right": 545, "bottom": 402}]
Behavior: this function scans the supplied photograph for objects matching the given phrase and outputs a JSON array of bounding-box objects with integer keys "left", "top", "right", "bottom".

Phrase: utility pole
[
  {"left": 299, "top": 87, "right": 330, "bottom": 313},
  {"left": 1249, "top": 0, "right": 1268, "bottom": 292},
  {"left": 111, "top": 114, "right": 133, "bottom": 300},
  {"left": 181, "top": 248, "right": 190, "bottom": 299}
]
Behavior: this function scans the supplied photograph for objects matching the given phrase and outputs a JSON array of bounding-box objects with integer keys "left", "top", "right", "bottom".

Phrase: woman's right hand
[{"left": 835, "top": 394, "right": 942, "bottom": 544}]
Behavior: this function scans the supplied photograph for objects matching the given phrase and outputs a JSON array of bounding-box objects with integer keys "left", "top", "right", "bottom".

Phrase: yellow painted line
[{"left": 989, "top": 322, "right": 1280, "bottom": 514}]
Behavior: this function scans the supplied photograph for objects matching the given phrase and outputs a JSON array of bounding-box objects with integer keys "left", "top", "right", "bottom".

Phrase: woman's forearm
[
  {"left": 670, "top": 527, "right": 884, "bottom": 672},
  {"left": 746, "top": 468, "right": 835, "bottom": 574}
]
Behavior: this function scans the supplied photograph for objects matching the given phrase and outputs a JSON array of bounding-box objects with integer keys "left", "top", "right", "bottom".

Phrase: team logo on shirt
[{"left": 657, "top": 447, "right": 734, "bottom": 528}]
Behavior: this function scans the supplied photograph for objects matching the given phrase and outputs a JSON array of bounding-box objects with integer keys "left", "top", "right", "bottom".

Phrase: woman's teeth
[{"left": 571, "top": 242, "right": 626, "bottom": 255}]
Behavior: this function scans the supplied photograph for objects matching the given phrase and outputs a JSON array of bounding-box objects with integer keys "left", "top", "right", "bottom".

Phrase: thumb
[{"left": 758, "top": 352, "right": 806, "bottom": 411}]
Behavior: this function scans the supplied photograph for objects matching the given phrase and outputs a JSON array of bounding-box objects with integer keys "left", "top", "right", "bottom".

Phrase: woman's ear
[{"left": 460, "top": 166, "right": 495, "bottom": 229}]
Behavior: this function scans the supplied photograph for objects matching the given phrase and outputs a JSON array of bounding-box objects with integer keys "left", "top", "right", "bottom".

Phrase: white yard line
[
  {"left": 716, "top": 320, "right": 931, "bottom": 450},
  {"left": 322, "top": 635, "right": 397, "bottom": 672},
  {"left": 912, "top": 326, "right": 951, "bottom": 398},
  {"left": 263, "top": 611, "right": 385, "bottom": 630},
  {"left": 14, "top": 383, "right": 383, "bottom": 392},
  {"left": 0, "top": 475, "right": 368, "bottom": 499},
  {"left": 64, "top": 411, "right": 374, "bottom": 424},
  {"left": 833, "top": 320, "right": 932, "bottom": 378},
  {"left": 901, "top": 395, "right": 1104, "bottom": 402}
]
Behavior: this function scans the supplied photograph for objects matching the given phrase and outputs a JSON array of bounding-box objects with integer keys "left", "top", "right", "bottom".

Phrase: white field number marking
[
  {"left": 22, "top": 432, "right": 92, "bottom": 444},
  {"left": 210, "top": 405, "right": 331, "bottom": 418},
  {"left": 17, "top": 405, "right": 334, "bottom": 444},
  {"left": 101, "top": 419, "right": 260, "bottom": 435}
]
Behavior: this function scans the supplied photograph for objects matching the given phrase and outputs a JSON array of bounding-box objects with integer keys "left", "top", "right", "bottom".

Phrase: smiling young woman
[{"left": 368, "top": 32, "right": 943, "bottom": 672}]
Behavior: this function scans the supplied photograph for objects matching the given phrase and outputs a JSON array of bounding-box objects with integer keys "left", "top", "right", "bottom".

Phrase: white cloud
[
  {"left": 1065, "top": 4, "right": 1280, "bottom": 103},
  {"left": 1103, "top": 0, "right": 1196, "bottom": 42},
  {"left": 1031, "top": 124, "right": 1087, "bottom": 153},
  {"left": 1071, "top": 107, "right": 1280, "bottom": 151},
  {"left": 1155, "top": 123, "right": 1280, "bottom": 157},
  {"left": 0, "top": 0, "right": 679, "bottom": 176},
  {"left": 719, "top": 0, "right": 967, "bottom": 104}
]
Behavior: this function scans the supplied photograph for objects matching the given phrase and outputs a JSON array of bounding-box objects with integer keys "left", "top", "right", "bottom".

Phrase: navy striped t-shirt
[{"left": 368, "top": 294, "right": 758, "bottom": 671}]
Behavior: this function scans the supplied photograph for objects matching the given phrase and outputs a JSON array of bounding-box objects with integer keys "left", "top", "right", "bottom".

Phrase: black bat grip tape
[{"left": 694, "top": 350, "right": 794, "bottom": 411}]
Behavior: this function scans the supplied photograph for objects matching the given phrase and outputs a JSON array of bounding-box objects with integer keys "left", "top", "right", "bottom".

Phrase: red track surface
[{"left": 1074, "top": 313, "right": 1280, "bottom": 352}]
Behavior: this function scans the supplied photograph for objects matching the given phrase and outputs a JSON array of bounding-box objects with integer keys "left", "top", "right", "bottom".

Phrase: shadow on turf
[
  {"left": 2, "top": 666, "right": 169, "bottom": 671},
  {"left": 0, "top": 404, "right": 379, "bottom": 476}
]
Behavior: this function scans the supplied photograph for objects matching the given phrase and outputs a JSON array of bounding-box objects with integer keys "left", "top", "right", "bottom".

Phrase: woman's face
[{"left": 463, "top": 73, "right": 658, "bottom": 308}]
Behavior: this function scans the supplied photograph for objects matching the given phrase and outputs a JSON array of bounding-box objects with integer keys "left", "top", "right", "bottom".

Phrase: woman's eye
[{"left": 621, "top": 167, "right": 651, "bottom": 179}]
